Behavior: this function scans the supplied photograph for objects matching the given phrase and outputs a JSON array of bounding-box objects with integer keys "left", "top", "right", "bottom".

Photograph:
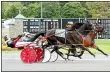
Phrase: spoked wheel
[
  {"left": 20, "top": 48, "right": 37, "bottom": 64},
  {"left": 34, "top": 48, "right": 44, "bottom": 63},
  {"left": 49, "top": 49, "right": 58, "bottom": 62},
  {"left": 42, "top": 49, "right": 51, "bottom": 63},
  {"left": 74, "top": 47, "right": 84, "bottom": 57}
]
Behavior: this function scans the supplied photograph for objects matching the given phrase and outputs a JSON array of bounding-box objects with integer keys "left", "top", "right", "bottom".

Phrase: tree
[
  {"left": 2, "top": 9, "right": 6, "bottom": 19},
  {"left": 86, "top": 2, "right": 110, "bottom": 18},
  {"left": 2, "top": 2, "right": 12, "bottom": 19},
  {"left": 22, "top": 2, "right": 41, "bottom": 18},
  {"left": 80, "top": 2, "right": 92, "bottom": 17},
  {"left": 2, "top": 2, "right": 110, "bottom": 19},
  {"left": 21, "top": 2, "right": 36, "bottom": 7},
  {"left": 61, "top": 2, "right": 91, "bottom": 18},
  {"left": 42, "top": 2, "right": 61, "bottom": 18},
  {"left": 6, "top": 5, "right": 18, "bottom": 18},
  {"left": 2, "top": 2, "right": 22, "bottom": 19}
]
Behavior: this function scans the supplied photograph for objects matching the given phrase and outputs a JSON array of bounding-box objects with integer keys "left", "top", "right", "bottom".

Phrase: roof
[{"left": 15, "top": 13, "right": 25, "bottom": 19}]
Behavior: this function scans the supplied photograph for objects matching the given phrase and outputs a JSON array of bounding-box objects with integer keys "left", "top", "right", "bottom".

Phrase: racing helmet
[{"left": 66, "top": 21, "right": 73, "bottom": 30}]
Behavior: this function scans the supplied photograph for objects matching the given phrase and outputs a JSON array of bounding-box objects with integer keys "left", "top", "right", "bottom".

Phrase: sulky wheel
[
  {"left": 34, "top": 48, "right": 44, "bottom": 63},
  {"left": 42, "top": 49, "right": 51, "bottom": 63},
  {"left": 49, "top": 49, "right": 58, "bottom": 62},
  {"left": 20, "top": 47, "right": 37, "bottom": 64}
]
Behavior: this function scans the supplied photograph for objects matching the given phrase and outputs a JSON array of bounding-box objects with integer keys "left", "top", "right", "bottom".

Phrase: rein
[{"left": 36, "top": 31, "right": 65, "bottom": 45}]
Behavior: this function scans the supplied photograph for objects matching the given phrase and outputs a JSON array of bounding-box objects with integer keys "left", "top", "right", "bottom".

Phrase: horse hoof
[
  {"left": 64, "top": 58, "right": 67, "bottom": 61},
  {"left": 78, "top": 56, "right": 82, "bottom": 59},
  {"left": 67, "top": 59, "right": 74, "bottom": 61}
]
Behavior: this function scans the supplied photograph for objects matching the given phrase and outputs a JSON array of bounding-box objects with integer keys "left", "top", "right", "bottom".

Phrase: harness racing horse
[
  {"left": 32, "top": 22, "right": 96, "bottom": 60},
  {"left": 75, "top": 23, "right": 108, "bottom": 57},
  {"left": 53, "top": 22, "right": 96, "bottom": 60},
  {"left": 65, "top": 23, "right": 108, "bottom": 60}
]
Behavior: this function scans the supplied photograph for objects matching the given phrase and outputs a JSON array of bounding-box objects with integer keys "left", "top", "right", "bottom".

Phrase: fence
[{"left": 23, "top": 18, "right": 110, "bottom": 39}]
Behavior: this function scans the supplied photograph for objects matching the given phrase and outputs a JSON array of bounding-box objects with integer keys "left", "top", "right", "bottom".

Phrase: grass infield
[
  {"left": 2, "top": 39, "right": 110, "bottom": 54},
  {"left": 60, "top": 39, "right": 110, "bottom": 54}
]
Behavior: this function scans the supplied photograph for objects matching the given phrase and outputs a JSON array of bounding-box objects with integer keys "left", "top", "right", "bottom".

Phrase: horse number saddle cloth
[{"left": 55, "top": 29, "right": 66, "bottom": 38}]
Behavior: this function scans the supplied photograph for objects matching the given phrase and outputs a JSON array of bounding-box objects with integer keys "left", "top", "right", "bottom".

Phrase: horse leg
[
  {"left": 66, "top": 45, "right": 76, "bottom": 61},
  {"left": 67, "top": 49, "right": 70, "bottom": 60},
  {"left": 52, "top": 46, "right": 67, "bottom": 61},
  {"left": 56, "top": 50, "right": 67, "bottom": 61},
  {"left": 67, "top": 48, "right": 82, "bottom": 60},
  {"left": 67, "top": 48, "right": 82, "bottom": 61},
  {"left": 67, "top": 45, "right": 82, "bottom": 59},
  {"left": 95, "top": 46, "right": 108, "bottom": 57},
  {"left": 74, "top": 49, "right": 82, "bottom": 59},
  {"left": 79, "top": 45, "right": 95, "bottom": 57},
  {"left": 67, "top": 49, "right": 74, "bottom": 61},
  {"left": 71, "top": 47, "right": 82, "bottom": 59}
]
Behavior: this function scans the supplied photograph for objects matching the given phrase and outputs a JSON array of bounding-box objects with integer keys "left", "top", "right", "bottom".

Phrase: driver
[
  {"left": 21, "top": 32, "right": 31, "bottom": 42},
  {"left": 66, "top": 21, "right": 74, "bottom": 31}
]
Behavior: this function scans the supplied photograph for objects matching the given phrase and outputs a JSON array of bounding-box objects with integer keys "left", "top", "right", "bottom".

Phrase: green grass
[
  {"left": 60, "top": 39, "right": 110, "bottom": 54},
  {"left": 2, "top": 50, "right": 21, "bottom": 54},
  {"left": 95, "top": 39, "right": 110, "bottom": 46},
  {"left": 2, "top": 39, "right": 110, "bottom": 54},
  {"left": 86, "top": 39, "right": 110, "bottom": 54}
]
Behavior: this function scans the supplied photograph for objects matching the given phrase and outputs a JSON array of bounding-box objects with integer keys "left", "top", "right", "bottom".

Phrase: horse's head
[
  {"left": 94, "top": 24, "right": 107, "bottom": 34},
  {"left": 85, "top": 22, "right": 94, "bottom": 30}
]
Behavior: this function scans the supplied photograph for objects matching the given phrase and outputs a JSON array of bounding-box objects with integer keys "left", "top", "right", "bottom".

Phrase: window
[
  {"left": 23, "top": 28, "right": 27, "bottom": 32},
  {"left": 23, "top": 21, "right": 28, "bottom": 25}
]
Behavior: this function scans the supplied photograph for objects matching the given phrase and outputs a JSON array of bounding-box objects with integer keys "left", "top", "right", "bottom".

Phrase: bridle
[{"left": 86, "top": 23, "right": 106, "bottom": 35}]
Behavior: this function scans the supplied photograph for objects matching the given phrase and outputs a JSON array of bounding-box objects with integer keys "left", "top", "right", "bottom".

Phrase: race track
[{"left": 2, "top": 52, "right": 110, "bottom": 71}]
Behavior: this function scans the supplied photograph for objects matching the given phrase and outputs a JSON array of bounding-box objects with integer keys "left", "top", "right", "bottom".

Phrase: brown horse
[
  {"left": 67, "top": 23, "right": 108, "bottom": 59},
  {"left": 47, "top": 22, "right": 96, "bottom": 60},
  {"left": 82, "top": 24, "right": 108, "bottom": 56}
]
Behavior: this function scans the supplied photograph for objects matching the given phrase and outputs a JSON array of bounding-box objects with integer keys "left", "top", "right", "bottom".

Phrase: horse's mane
[
  {"left": 78, "top": 23, "right": 87, "bottom": 34},
  {"left": 68, "top": 22, "right": 90, "bottom": 35},
  {"left": 69, "top": 22, "right": 90, "bottom": 35},
  {"left": 78, "top": 23, "right": 93, "bottom": 36},
  {"left": 71, "top": 22, "right": 85, "bottom": 30}
]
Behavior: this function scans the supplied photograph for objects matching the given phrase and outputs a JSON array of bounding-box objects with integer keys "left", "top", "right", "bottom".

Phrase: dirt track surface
[{"left": 2, "top": 53, "right": 110, "bottom": 71}]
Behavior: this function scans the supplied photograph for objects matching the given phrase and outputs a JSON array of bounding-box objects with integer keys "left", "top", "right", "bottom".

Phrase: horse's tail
[{"left": 30, "top": 31, "right": 45, "bottom": 42}]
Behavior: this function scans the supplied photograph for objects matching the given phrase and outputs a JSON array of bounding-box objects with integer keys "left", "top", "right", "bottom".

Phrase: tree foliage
[
  {"left": 86, "top": 2, "right": 110, "bottom": 18},
  {"left": 6, "top": 5, "right": 19, "bottom": 18},
  {"left": 61, "top": 2, "right": 91, "bottom": 18},
  {"left": 22, "top": 2, "right": 41, "bottom": 18},
  {"left": 42, "top": 2, "right": 61, "bottom": 18},
  {"left": 1, "top": 2, "right": 110, "bottom": 19}
]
